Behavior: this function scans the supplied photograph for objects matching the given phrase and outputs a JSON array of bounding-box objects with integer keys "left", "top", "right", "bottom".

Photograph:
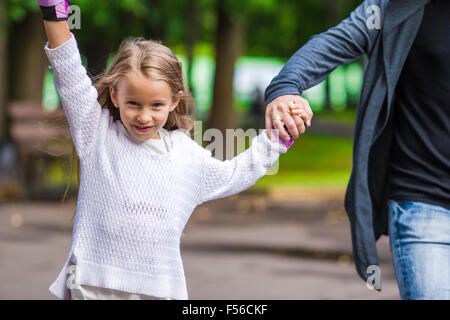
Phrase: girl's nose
[{"left": 137, "top": 110, "right": 152, "bottom": 124}]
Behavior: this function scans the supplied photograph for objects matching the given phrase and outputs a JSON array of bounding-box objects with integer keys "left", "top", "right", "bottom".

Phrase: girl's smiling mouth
[{"left": 134, "top": 125, "right": 153, "bottom": 133}]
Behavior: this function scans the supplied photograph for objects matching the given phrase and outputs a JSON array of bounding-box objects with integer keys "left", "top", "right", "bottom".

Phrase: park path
[{"left": 0, "top": 190, "right": 399, "bottom": 300}]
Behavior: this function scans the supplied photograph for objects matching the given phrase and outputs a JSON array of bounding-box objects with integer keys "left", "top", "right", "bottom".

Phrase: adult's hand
[{"left": 265, "top": 94, "right": 313, "bottom": 142}]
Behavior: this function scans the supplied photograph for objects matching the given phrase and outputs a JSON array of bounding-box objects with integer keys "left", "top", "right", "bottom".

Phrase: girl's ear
[
  {"left": 170, "top": 90, "right": 183, "bottom": 112},
  {"left": 110, "top": 87, "right": 119, "bottom": 108}
]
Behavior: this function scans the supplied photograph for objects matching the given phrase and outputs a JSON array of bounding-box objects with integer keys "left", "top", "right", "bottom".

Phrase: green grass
[
  {"left": 313, "top": 108, "right": 357, "bottom": 124},
  {"left": 253, "top": 132, "right": 354, "bottom": 190}
]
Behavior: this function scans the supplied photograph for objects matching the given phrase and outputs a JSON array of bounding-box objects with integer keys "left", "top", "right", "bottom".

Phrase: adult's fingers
[
  {"left": 293, "top": 115, "right": 306, "bottom": 136},
  {"left": 272, "top": 118, "right": 290, "bottom": 141},
  {"left": 291, "top": 109, "right": 309, "bottom": 125},
  {"left": 299, "top": 98, "right": 313, "bottom": 126},
  {"left": 281, "top": 113, "right": 299, "bottom": 140},
  {"left": 286, "top": 101, "right": 305, "bottom": 138},
  {"left": 265, "top": 110, "right": 275, "bottom": 141}
]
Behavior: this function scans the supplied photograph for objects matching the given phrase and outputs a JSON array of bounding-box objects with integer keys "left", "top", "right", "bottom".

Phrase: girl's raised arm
[
  {"left": 43, "top": 20, "right": 71, "bottom": 49},
  {"left": 39, "top": 0, "right": 71, "bottom": 47},
  {"left": 38, "top": 1, "right": 104, "bottom": 160}
]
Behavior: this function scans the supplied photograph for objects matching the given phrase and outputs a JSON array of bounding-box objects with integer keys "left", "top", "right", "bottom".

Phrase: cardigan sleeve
[
  {"left": 264, "top": 0, "right": 384, "bottom": 105},
  {"left": 44, "top": 33, "right": 102, "bottom": 160},
  {"left": 195, "top": 130, "right": 288, "bottom": 204}
]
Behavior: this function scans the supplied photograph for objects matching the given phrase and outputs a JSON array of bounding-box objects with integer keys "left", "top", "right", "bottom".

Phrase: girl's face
[{"left": 110, "top": 73, "right": 181, "bottom": 142}]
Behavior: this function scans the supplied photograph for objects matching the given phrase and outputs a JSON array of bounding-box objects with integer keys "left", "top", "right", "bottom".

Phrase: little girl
[{"left": 38, "top": 1, "right": 309, "bottom": 300}]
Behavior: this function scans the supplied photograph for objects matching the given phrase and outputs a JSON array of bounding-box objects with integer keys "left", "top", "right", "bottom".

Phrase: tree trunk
[
  {"left": 185, "top": 0, "right": 199, "bottom": 94},
  {"left": 324, "top": 0, "right": 341, "bottom": 111},
  {"left": 324, "top": 78, "right": 332, "bottom": 110},
  {"left": 84, "top": 39, "right": 111, "bottom": 78},
  {"left": 7, "top": 11, "right": 48, "bottom": 197},
  {"left": 144, "top": 0, "right": 166, "bottom": 41},
  {"left": 8, "top": 11, "right": 47, "bottom": 102},
  {"left": 209, "top": 0, "right": 243, "bottom": 159},
  {"left": 0, "top": 0, "right": 8, "bottom": 141}
]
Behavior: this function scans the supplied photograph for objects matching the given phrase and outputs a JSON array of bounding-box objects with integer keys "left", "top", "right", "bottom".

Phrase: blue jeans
[{"left": 388, "top": 200, "right": 450, "bottom": 300}]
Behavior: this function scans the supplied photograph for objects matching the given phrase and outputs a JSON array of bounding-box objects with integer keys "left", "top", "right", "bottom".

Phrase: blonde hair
[{"left": 62, "top": 37, "right": 196, "bottom": 220}]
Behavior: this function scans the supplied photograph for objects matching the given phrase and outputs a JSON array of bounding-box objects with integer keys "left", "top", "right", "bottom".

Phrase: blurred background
[{"left": 0, "top": 0, "right": 399, "bottom": 299}]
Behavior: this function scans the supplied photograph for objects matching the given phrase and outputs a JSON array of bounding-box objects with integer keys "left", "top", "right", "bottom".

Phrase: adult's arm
[{"left": 265, "top": 0, "right": 384, "bottom": 140}]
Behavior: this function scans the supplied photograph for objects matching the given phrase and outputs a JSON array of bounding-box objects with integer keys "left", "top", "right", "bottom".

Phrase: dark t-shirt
[{"left": 388, "top": 0, "right": 450, "bottom": 210}]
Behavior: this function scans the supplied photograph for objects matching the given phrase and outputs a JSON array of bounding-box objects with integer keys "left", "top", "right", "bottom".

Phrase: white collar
[{"left": 116, "top": 120, "right": 171, "bottom": 152}]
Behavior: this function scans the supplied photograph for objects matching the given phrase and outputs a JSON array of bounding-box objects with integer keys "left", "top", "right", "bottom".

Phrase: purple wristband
[
  {"left": 273, "top": 125, "right": 294, "bottom": 149},
  {"left": 279, "top": 136, "right": 294, "bottom": 149},
  {"left": 38, "top": 0, "right": 70, "bottom": 20},
  {"left": 38, "top": 0, "right": 65, "bottom": 6}
]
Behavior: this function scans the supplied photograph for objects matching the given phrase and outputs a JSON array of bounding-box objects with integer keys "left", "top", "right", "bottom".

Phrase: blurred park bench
[{"left": 2, "top": 100, "right": 72, "bottom": 200}]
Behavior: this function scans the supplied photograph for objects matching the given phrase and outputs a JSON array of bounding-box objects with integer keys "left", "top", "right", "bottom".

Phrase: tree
[
  {"left": 73, "top": 0, "right": 153, "bottom": 77},
  {"left": 2, "top": 2, "right": 47, "bottom": 196},
  {"left": 208, "top": 0, "right": 244, "bottom": 140},
  {"left": 207, "top": 0, "right": 279, "bottom": 158},
  {"left": 185, "top": 0, "right": 199, "bottom": 94},
  {"left": 323, "top": 0, "right": 341, "bottom": 110},
  {"left": 7, "top": 11, "right": 47, "bottom": 103},
  {"left": 0, "top": 0, "right": 7, "bottom": 141},
  {"left": 1, "top": 0, "right": 41, "bottom": 142}
]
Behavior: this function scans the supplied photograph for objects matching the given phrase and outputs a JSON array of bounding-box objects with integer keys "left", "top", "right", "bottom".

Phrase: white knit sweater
[{"left": 46, "top": 34, "right": 287, "bottom": 300}]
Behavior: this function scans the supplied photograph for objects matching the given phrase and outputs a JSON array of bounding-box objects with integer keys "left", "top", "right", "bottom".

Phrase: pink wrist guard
[
  {"left": 274, "top": 125, "right": 294, "bottom": 149},
  {"left": 279, "top": 136, "right": 294, "bottom": 149},
  {"left": 38, "top": 0, "right": 70, "bottom": 21}
]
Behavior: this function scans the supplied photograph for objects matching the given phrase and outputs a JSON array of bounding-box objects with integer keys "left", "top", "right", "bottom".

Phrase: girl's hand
[{"left": 289, "top": 102, "right": 313, "bottom": 129}]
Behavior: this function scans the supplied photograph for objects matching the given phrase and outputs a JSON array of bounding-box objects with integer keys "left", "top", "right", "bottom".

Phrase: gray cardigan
[{"left": 265, "top": 0, "right": 430, "bottom": 289}]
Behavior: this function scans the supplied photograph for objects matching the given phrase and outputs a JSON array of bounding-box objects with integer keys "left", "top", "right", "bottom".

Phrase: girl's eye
[
  {"left": 127, "top": 101, "right": 138, "bottom": 106},
  {"left": 153, "top": 103, "right": 163, "bottom": 108}
]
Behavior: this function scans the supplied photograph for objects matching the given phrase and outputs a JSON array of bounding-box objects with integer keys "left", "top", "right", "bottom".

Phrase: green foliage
[
  {"left": 4, "top": 0, "right": 361, "bottom": 59},
  {"left": 222, "top": 0, "right": 277, "bottom": 20},
  {"left": 244, "top": 0, "right": 357, "bottom": 58},
  {"left": 72, "top": 0, "right": 151, "bottom": 40},
  {"left": 6, "top": 0, "right": 38, "bottom": 23}
]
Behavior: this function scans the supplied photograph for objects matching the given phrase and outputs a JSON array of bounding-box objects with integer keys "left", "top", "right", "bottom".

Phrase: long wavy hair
[{"left": 61, "top": 37, "right": 196, "bottom": 221}]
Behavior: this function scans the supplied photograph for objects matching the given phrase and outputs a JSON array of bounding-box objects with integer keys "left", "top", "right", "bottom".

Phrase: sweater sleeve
[
  {"left": 196, "top": 130, "right": 288, "bottom": 204},
  {"left": 44, "top": 33, "right": 102, "bottom": 160},
  {"left": 264, "top": 0, "right": 384, "bottom": 105}
]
